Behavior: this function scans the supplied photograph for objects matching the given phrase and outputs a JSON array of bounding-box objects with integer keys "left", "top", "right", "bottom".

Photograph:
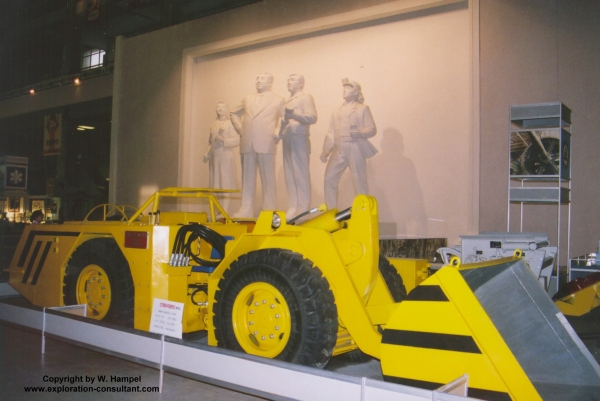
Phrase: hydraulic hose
[{"left": 170, "top": 223, "right": 227, "bottom": 267}]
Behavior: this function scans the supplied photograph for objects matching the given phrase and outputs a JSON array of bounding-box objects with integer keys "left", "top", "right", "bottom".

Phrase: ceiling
[{"left": 0, "top": 0, "right": 259, "bottom": 93}]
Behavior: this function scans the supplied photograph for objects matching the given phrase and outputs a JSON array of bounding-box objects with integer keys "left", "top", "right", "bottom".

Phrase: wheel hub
[
  {"left": 75, "top": 264, "right": 111, "bottom": 319},
  {"left": 232, "top": 282, "right": 291, "bottom": 358}
]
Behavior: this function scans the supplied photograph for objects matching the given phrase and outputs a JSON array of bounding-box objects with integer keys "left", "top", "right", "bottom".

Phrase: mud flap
[{"left": 380, "top": 257, "right": 600, "bottom": 401}]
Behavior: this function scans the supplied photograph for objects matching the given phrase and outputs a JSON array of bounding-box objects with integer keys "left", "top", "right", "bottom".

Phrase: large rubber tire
[
  {"left": 379, "top": 256, "right": 407, "bottom": 303},
  {"left": 334, "top": 348, "right": 373, "bottom": 364},
  {"left": 63, "top": 238, "right": 134, "bottom": 327},
  {"left": 214, "top": 249, "right": 337, "bottom": 368}
]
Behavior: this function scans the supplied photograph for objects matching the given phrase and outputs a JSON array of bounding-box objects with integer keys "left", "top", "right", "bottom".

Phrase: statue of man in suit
[
  {"left": 279, "top": 74, "right": 317, "bottom": 218},
  {"left": 230, "top": 73, "right": 285, "bottom": 217},
  {"left": 320, "top": 78, "right": 377, "bottom": 209}
]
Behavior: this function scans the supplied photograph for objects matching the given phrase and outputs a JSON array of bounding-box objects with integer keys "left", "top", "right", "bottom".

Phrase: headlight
[{"left": 271, "top": 213, "right": 281, "bottom": 229}]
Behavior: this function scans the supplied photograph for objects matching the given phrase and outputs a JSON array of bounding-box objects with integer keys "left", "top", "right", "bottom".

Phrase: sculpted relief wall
[{"left": 180, "top": 5, "right": 475, "bottom": 243}]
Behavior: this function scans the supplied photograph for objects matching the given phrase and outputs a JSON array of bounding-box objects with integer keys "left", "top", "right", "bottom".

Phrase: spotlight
[
  {"left": 74, "top": 78, "right": 80, "bottom": 85},
  {"left": 271, "top": 213, "right": 282, "bottom": 229},
  {"left": 29, "top": 88, "right": 35, "bottom": 94}
]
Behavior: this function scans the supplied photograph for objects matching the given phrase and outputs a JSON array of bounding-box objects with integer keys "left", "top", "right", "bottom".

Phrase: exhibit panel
[{"left": 180, "top": 1, "right": 476, "bottom": 244}]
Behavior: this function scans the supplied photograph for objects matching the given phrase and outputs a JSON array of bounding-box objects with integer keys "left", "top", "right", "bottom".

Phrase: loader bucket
[
  {"left": 380, "top": 256, "right": 600, "bottom": 401},
  {"left": 554, "top": 272, "right": 600, "bottom": 317}
]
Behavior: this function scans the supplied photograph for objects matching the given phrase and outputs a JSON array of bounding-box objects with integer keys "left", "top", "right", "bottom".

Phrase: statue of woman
[{"left": 204, "top": 102, "right": 240, "bottom": 213}]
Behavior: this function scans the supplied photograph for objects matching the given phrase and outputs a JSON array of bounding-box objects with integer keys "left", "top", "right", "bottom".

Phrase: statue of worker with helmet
[{"left": 320, "top": 78, "right": 377, "bottom": 209}]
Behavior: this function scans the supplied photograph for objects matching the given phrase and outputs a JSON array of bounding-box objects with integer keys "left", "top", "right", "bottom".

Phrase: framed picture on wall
[
  {"left": 9, "top": 197, "right": 20, "bottom": 212},
  {"left": 31, "top": 199, "right": 45, "bottom": 212}
]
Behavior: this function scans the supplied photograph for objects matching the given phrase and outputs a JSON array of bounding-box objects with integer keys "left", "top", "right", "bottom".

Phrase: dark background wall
[{"left": 479, "top": 0, "right": 600, "bottom": 257}]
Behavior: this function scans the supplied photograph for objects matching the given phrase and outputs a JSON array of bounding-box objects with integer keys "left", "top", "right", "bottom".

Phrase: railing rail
[{"left": 0, "top": 62, "right": 115, "bottom": 101}]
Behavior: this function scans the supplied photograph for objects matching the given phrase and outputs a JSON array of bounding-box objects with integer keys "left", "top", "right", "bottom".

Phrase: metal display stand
[{"left": 507, "top": 102, "right": 572, "bottom": 295}]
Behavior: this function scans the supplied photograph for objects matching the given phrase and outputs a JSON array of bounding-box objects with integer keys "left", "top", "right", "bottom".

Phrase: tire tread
[
  {"left": 63, "top": 238, "right": 134, "bottom": 327},
  {"left": 379, "top": 255, "right": 407, "bottom": 302},
  {"left": 214, "top": 248, "right": 337, "bottom": 368}
]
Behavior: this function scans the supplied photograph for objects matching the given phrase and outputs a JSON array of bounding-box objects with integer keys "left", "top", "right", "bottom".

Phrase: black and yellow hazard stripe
[
  {"left": 382, "top": 328, "right": 481, "bottom": 354},
  {"left": 17, "top": 231, "right": 80, "bottom": 285},
  {"left": 382, "top": 327, "right": 512, "bottom": 401},
  {"left": 382, "top": 286, "right": 512, "bottom": 400},
  {"left": 380, "top": 267, "right": 542, "bottom": 401},
  {"left": 403, "top": 284, "right": 448, "bottom": 301}
]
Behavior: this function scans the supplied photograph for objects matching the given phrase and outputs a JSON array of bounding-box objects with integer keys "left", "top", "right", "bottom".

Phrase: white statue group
[{"left": 204, "top": 73, "right": 377, "bottom": 218}]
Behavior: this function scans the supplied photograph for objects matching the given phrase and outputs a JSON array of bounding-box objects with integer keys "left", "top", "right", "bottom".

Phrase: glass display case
[{"left": 508, "top": 102, "right": 572, "bottom": 295}]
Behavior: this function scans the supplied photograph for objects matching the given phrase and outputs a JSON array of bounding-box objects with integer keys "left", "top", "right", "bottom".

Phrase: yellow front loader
[{"left": 7, "top": 188, "right": 600, "bottom": 400}]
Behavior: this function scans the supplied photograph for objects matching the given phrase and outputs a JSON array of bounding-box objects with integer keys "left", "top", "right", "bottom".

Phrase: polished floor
[
  {"left": 0, "top": 324, "right": 266, "bottom": 401},
  {"left": 1, "top": 297, "right": 599, "bottom": 400}
]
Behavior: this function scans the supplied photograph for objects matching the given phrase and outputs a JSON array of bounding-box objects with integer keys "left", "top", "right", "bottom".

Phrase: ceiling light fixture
[
  {"left": 29, "top": 88, "right": 35, "bottom": 94},
  {"left": 74, "top": 78, "right": 80, "bottom": 85},
  {"left": 77, "top": 125, "right": 95, "bottom": 130}
]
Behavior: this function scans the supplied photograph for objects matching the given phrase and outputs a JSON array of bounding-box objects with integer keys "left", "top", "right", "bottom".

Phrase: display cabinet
[{"left": 508, "top": 102, "right": 572, "bottom": 295}]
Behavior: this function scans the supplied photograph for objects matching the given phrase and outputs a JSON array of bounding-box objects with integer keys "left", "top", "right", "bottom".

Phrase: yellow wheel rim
[
  {"left": 76, "top": 264, "right": 111, "bottom": 320},
  {"left": 232, "top": 282, "right": 291, "bottom": 358}
]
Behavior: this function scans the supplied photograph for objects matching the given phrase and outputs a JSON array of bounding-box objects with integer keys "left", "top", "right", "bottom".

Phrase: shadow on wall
[{"left": 370, "top": 127, "right": 428, "bottom": 237}]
